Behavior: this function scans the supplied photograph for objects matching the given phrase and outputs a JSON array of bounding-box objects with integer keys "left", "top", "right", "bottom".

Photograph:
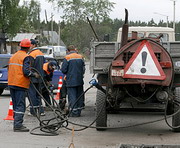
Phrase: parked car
[
  {"left": 0, "top": 54, "right": 64, "bottom": 95},
  {"left": 0, "top": 54, "right": 12, "bottom": 95}
]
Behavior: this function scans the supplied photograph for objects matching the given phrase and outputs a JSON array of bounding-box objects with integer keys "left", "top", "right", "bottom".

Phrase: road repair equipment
[
  {"left": 27, "top": 67, "right": 69, "bottom": 136},
  {"left": 88, "top": 8, "right": 180, "bottom": 132},
  {"left": 24, "top": 9, "right": 180, "bottom": 136},
  {"left": 26, "top": 69, "right": 180, "bottom": 135},
  {"left": 54, "top": 76, "right": 63, "bottom": 100},
  {"left": 4, "top": 98, "right": 14, "bottom": 120}
]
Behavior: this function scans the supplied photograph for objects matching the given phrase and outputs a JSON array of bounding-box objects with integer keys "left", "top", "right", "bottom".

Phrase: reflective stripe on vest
[
  {"left": 8, "top": 50, "right": 30, "bottom": 88},
  {"left": 65, "top": 53, "right": 83, "bottom": 61}
]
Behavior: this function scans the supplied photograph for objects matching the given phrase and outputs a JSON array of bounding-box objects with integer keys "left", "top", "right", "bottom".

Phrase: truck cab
[
  {"left": 117, "top": 26, "right": 175, "bottom": 42},
  {"left": 37, "top": 46, "right": 67, "bottom": 63}
]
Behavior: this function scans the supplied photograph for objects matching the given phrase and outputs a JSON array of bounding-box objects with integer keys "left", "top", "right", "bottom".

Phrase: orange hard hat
[{"left": 20, "top": 39, "right": 31, "bottom": 47}]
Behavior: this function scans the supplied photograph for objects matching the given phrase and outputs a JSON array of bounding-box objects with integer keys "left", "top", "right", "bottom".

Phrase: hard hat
[
  {"left": 49, "top": 61, "right": 57, "bottom": 69},
  {"left": 20, "top": 39, "right": 31, "bottom": 47}
]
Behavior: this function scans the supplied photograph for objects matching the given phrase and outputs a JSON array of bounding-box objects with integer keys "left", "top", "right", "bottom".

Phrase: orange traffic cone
[
  {"left": 54, "top": 76, "right": 63, "bottom": 100},
  {"left": 4, "top": 99, "right": 14, "bottom": 120}
]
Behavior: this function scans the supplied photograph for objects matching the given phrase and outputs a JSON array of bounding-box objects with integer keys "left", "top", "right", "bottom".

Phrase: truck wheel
[
  {"left": 0, "top": 89, "right": 4, "bottom": 95},
  {"left": 172, "top": 87, "right": 180, "bottom": 132},
  {"left": 96, "top": 88, "right": 107, "bottom": 131}
]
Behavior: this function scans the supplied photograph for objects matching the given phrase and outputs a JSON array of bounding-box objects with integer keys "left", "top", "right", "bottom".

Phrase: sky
[{"left": 23, "top": 0, "right": 180, "bottom": 23}]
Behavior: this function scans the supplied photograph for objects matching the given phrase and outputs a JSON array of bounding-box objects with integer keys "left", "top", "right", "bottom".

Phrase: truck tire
[
  {"left": 0, "top": 89, "right": 4, "bottom": 95},
  {"left": 96, "top": 88, "right": 107, "bottom": 131},
  {"left": 172, "top": 87, "right": 180, "bottom": 132}
]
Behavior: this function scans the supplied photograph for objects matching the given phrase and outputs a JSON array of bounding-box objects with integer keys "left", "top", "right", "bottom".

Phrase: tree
[
  {"left": 47, "top": 0, "right": 115, "bottom": 52},
  {"left": 0, "top": 0, "right": 27, "bottom": 53},
  {"left": 48, "top": 0, "right": 114, "bottom": 23},
  {"left": 27, "top": 0, "right": 41, "bottom": 33},
  {"left": 85, "top": 0, "right": 114, "bottom": 23},
  {"left": 19, "top": 0, "right": 41, "bottom": 33}
]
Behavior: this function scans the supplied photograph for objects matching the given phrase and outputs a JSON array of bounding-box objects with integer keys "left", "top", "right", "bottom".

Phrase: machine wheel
[
  {"left": 172, "top": 87, "right": 180, "bottom": 132},
  {"left": 96, "top": 88, "right": 107, "bottom": 131},
  {"left": 0, "top": 89, "right": 4, "bottom": 95}
]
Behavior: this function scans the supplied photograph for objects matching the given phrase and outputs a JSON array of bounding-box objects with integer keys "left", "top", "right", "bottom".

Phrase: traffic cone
[
  {"left": 54, "top": 76, "right": 63, "bottom": 100},
  {"left": 4, "top": 99, "right": 14, "bottom": 120}
]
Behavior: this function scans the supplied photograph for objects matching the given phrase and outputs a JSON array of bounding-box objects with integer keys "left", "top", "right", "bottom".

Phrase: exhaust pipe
[{"left": 120, "top": 9, "right": 129, "bottom": 48}]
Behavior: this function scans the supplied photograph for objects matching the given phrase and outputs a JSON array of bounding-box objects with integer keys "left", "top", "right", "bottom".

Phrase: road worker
[
  {"left": 61, "top": 45, "right": 85, "bottom": 117},
  {"left": 8, "top": 38, "right": 39, "bottom": 132},
  {"left": 42, "top": 61, "right": 57, "bottom": 107},
  {"left": 28, "top": 39, "right": 45, "bottom": 116}
]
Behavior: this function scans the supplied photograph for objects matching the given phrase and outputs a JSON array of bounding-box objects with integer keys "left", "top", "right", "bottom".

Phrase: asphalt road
[{"left": 0, "top": 62, "right": 180, "bottom": 148}]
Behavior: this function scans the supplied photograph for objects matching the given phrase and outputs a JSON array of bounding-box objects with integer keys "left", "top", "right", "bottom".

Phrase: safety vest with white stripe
[{"left": 8, "top": 50, "right": 30, "bottom": 88}]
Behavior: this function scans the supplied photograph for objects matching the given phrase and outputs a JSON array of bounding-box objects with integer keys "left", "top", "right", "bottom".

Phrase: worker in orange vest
[
  {"left": 8, "top": 38, "right": 39, "bottom": 132},
  {"left": 42, "top": 61, "right": 57, "bottom": 107},
  {"left": 28, "top": 39, "right": 45, "bottom": 116}
]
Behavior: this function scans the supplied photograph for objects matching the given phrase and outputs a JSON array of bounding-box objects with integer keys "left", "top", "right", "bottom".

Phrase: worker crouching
[{"left": 42, "top": 61, "right": 57, "bottom": 107}]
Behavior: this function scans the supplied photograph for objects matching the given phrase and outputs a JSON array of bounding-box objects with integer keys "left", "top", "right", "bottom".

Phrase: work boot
[{"left": 13, "top": 125, "right": 29, "bottom": 132}]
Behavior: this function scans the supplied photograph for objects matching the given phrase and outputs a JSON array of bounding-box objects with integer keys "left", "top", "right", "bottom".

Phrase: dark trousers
[
  {"left": 28, "top": 83, "right": 44, "bottom": 115},
  {"left": 42, "top": 87, "right": 51, "bottom": 107},
  {"left": 10, "top": 88, "right": 26, "bottom": 128},
  {"left": 67, "top": 85, "right": 84, "bottom": 115},
  {"left": 60, "top": 80, "right": 67, "bottom": 99}
]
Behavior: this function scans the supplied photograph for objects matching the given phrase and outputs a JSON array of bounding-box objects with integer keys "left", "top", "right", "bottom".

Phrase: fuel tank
[{"left": 109, "top": 38, "right": 173, "bottom": 87}]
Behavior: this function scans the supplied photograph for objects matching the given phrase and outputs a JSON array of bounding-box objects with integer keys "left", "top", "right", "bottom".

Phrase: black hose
[
  {"left": 28, "top": 68, "right": 180, "bottom": 134},
  {"left": 28, "top": 68, "right": 68, "bottom": 136}
]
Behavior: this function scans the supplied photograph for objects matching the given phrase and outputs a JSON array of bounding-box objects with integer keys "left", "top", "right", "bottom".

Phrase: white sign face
[
  {"left": 126, "top": 45, "right": 160, "bottom": 76},
  {"left": 123, "top": 40, "right": 166, "bottom": 80}
]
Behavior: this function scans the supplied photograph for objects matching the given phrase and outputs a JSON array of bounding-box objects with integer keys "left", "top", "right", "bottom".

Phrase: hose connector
[
  {"left": 89, "top": 79, "right": 106, "bottom": 94},
  {"left": 89, "top": 78, "right": 98, "bottom": 86}
]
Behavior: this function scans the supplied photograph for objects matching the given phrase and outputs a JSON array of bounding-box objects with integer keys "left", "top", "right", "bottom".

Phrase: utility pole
[
  {"left": 45, "top": 10, "right": 50, "bottom": 44},
  {"left": 51, "top": 13, "right": 54, "bottom": 46},
  {"left": 170, "top": 0, "right": 176, "bottom": 31},
  {"left": 58, "top": 21, "right": 60, "bottom": 46},
  {"left": 154, "top": 12, "right": 169, "bottom": 27}
]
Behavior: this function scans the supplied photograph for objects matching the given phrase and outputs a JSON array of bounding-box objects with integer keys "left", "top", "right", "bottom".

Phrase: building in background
[
  {"left": 6, "top": 31, "right": 65, "bottom": 54},
  {"left": 6, "top": 33, "right": 39, "bottom": 54}
]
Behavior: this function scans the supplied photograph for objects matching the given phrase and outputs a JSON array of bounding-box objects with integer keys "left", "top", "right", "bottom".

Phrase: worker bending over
[{"left": 42, "top": 61, "right": 57, "bottom": 107}]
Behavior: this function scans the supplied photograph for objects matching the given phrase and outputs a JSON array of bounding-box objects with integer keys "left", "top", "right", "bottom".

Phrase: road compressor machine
[{"left": 90, "top": 9, "right": 180, "bottom": 131}]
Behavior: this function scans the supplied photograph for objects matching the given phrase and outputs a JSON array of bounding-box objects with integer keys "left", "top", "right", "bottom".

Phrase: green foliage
[
  {"left": 47, "top": 0, "right": 114, "bottom": 23},
  {"left": 19, "top": 0, "right": 41, "bottom": 33},
  {"left": 0, "top": 0, "right": 27, "bottom": 37},
  {"left": 27, "top": 0, "right": 41, "bottom": 32}
]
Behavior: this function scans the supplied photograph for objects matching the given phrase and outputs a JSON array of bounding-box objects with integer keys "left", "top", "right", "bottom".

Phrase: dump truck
[{"left": 90, "top": 9, "right": 180, "bottom": 131}]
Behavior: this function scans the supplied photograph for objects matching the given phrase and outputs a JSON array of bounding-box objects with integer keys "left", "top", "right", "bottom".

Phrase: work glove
[{"left": 33, "top": 72, "right": 40, "bottom": 78}]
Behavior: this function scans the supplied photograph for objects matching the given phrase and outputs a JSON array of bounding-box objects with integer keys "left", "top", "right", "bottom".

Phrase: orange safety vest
[
  {"left": 43, "top": 63, "right": 51, "bottom": 75},
  {"left": 29, "top": 49, "right": 44, "bottom": 58},
  {"left": 8, "top": 50, "right": 30, "bottom": 88},
  {"left": 65, "top": 52, "right": 83, "bottom": 61}
]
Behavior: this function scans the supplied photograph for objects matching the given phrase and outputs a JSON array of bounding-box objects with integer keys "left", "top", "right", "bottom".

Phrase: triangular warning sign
[{"left": 123, "top": 40, "right": 166, "bottom": 80}]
